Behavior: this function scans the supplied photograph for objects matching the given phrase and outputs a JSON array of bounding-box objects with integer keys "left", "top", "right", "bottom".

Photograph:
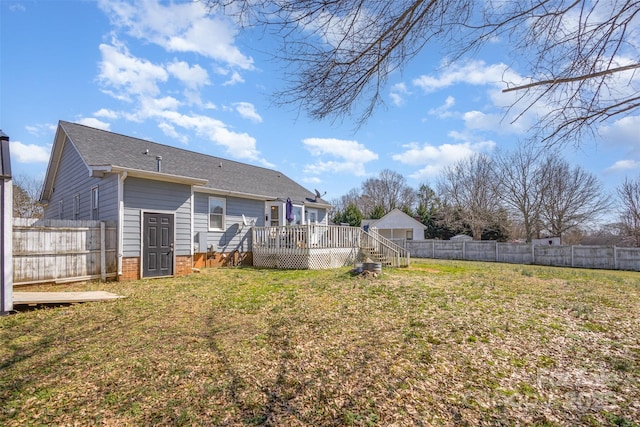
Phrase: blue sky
[{"left": 1, "top": 0, "right": 639, "bottom": 204}]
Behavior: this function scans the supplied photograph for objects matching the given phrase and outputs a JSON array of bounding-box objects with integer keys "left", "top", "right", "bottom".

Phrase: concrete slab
[{"left": 13, "top": 291, "right": 125, "bottom": 306}]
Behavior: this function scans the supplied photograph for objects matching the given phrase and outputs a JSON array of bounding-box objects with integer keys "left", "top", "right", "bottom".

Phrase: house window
[
  {"left": 58, "top": 200, "right": 64, "bottom": 219},
  {"left": 209, "top": 197, "right": 225, "bottom": 230},
  {"left": 73, "top": 194, "right": 80, "bottom": 220},
  {"left": 306, "top": 208, "right": 318, "bottom": 224},
  {"left": 292, "top": 206, "right": 302, "bottom": 225},
  {"left": 406, "top": 230, "right": 414, "bottom": 240},
  {"left": 91, "top": 186, "right": 99, "bottom": 220}
]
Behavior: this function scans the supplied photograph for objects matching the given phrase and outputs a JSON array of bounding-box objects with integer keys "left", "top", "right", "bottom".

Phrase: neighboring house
[
  {"left": 40, "top": 121, "right": 331, "bottom": 280},
  {"left": 361, "top": 208, "right": 427, "bottom": 242}
]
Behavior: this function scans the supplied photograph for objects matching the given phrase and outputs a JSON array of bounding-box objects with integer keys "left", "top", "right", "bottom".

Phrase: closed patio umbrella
[{"left": 286, "top": 198, "right": 294, "bottom": 223}]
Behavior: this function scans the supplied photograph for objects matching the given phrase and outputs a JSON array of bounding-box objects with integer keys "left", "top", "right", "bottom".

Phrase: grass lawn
[{"left": 1, "top": 259, "right": 639, "bottom": 426}]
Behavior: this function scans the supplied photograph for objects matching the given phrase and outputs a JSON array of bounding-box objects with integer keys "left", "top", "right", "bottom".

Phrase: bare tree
[
  {"left": 13, "top": 174, "right": 44, "bottom": 219},
  {"left": 361, "top": 169, "right": 416, "bottom": 215},
  {"left": 617, "top": 176, "right": 640, "bottom": 247},
  {"left": 538, "top": 157, "right": 611, "bottom": 238},
  {"left": 493, "top": 143, "right": 547, "bottom": 242},
  {"left": 437, "top": 154, "right": 499, "bottom": 240},
  {"left": 205, "top": 0, "right": 639, "bottom": 144},
  {"left": 332, "top": 187, "right": 374, "bottom": 219}
]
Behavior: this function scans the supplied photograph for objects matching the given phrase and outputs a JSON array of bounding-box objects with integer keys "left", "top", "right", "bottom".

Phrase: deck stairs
[{"left": 359, "top": 230, "right": 410, "bottom": 267}]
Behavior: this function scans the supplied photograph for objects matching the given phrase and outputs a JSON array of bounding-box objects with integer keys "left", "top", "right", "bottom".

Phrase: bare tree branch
[
  {"left": 502, "top": 63, "right": 640, "bottom": 93},
  {"left": 204, "top": 0, "right": 640, "bottom": 145}
]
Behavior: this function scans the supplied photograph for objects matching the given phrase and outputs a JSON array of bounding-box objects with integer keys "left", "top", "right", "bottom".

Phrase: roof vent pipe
[{"left": 156, "top": 156, "right": 162, "bottom": 172}]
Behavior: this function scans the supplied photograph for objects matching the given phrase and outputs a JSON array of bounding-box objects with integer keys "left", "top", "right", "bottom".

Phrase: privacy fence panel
[
  {"left": 406, "top": 240, "right": 640, "bottom": 272},
  {"left": 616, "top": 247, "right": 640, "bottom": 271},
  {"left": 13, "top": 219, "right": 118, "bottom": 285},
  {"left": 534, "top": 245, "right": 573, "bottom": 267}
]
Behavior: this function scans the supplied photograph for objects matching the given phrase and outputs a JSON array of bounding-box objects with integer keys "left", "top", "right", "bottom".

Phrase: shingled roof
[{"left": 44, "top": 121, "right": 329, "bottom": 206}]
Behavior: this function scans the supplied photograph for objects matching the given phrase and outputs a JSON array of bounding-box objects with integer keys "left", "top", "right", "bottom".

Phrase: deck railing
[
  {"left": 252, "top": 225, "right": 362, "bottom": 250},
  {"left": 360, "top": 229, "right": 410, "bottom": 267},
  {"left": 251, "top": 225, "right": 410, "bottom": 268}
]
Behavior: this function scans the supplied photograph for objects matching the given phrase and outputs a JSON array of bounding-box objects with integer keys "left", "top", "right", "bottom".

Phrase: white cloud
[
  {"left": 302, "top": 137, "right": 378, "bottom": 177},
  {"left": 234, "top": 102, "right": 262, "bottom": 123},
  {"left": 392, "top": 139, "right": 495, "bottom": 180},
  {"left": 462, "top": 110, "right": 503, "bottom": 131},
  {"left": 412, "top": 60, "right": 541, "bottom": 134},
  {"left": 428, "top": 96, "right": 456, "bottom": 118},
  {"left": 303, "top": 138, "right": 378, "bottom": 162},
  {"left": 98, "top": 0, "right": 253, "bottom": 70},
  {"left": 9, "top": 3, "right": 26, "bottom": 12},
  {"left": 413, "top": 60, "right": 523, "bottom": 93},
  {"left": 600, "top": 115, "right": 640, "bottom": 154},
  {"left": 158, "top": 122, "right": 189, "bottom": 144},
  {"left": 390, "top": 82, "right": 410, "bottom": 106},
  {"left": 139, "top": 96, "right": 181, "bottom": 115},
  {"left": 167, "top": 60, "right": 209, "bottom": 89},
  {"left": 93, "top": 108, "right": 119, "bottom": 119},
  {"left": 606, "top": 159, "right": 640, "bottom": 172},
  {"left": 77, "top": 118, "right": 111, "bottom": 130},
  {"left": 148, "top": 109, "right": 272, "bottom": 166},
  {"left": 302, "top": 176, "right": 323, "bottom": 185},
  {"left": 98, "top": 41, "right": 168, "bottom": 98},
  {"left": 304, "top": 160, "right": 370, "bottom": 176},
  {"left": 10, "top": 141, "right": 50, "bottom": 163},
  {"left": 25, "top": 123, "right": 56, "bottom": 137},
  {"left": 222, "top": 71, "right": 245, "bottom": 86}
]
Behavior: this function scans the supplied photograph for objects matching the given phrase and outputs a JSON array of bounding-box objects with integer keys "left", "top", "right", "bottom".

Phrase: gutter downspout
[{"left": 117, "top": 171, "right": 128, "bottom": 277}]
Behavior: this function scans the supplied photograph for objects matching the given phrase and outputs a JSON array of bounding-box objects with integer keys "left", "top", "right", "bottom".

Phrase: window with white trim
[
  {"left": 208, "top": 196, "right": 225, "bottom": 230},
  {"left": 306, "top": 208, "right": 318, "bottom": 224},
  {"left": 91, "top": 186, "right": 99, "bottom": 220},
  {"left": 73, "top": 194, "right": 80, "bottom": 220},
  {"left": 58, "top": 200, "right": 64, "bottom": 219},
  {"left": 292, "top": 205, "right": 302, "bottom": 225}
]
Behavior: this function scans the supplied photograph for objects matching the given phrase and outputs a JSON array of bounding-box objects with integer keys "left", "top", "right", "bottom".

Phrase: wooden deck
[
  {"left": 251, "top": 225, "right": 410, "bottom": 269},
  {"left": 13, "top": 291, "right": 125, "bottom": 306}
]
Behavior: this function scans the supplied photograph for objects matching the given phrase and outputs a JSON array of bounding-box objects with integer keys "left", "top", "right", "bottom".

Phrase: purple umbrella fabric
[{"left": 286, "top": 198, "right": 294, "bottom": 223}]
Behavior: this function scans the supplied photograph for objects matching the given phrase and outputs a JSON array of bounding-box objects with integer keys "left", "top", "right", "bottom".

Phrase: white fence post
[{"left": 101, "top": 221, "right": 106, "bottom": 282}]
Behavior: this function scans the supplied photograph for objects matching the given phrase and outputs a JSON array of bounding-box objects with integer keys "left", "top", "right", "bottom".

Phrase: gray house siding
[
  {"left": 43, "top": 137, "right": 118, "bottom": 221},
  {"left": 122, "top": 177, "right": 192, "bottom": 257},
  {"left": 317, "top": 209, "right": 327, "bottom": 224},
  {"left": 193, "top": 192, "right": 263, "bottom": 253}
]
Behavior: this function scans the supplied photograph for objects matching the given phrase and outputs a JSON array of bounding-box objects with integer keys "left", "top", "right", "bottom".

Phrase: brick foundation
[
  {"left": 175, "top": 255, "right": 193, "bottom": 276},
  {"left": 120, "top": 253, "right": 246, "bottom": 281},
  {"left": 120, "top": 257, "right": 140, "bottom": 281}
]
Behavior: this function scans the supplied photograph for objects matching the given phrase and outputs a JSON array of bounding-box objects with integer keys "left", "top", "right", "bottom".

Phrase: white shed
[{"left": 362, "top": 208, "right": 427, "bottom": 241}]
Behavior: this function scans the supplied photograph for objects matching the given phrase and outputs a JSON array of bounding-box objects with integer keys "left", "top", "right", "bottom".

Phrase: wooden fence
[
  {"left": 13, "top": 219, "right": 118, "bottom": 286},
  {"left": 405, "top": 239, "right": 640, "bottom": 272}
]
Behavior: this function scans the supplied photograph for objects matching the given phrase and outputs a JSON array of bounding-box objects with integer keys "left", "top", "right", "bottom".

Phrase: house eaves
[
  {"left": 193, "top": 185, "right": 275, "bottom": 201},
  {"left": 92, "top": 165, "right": 208, "bottom": 186},
  {"left": 192, "top": 185, "right": 333, "bottom": 208}
]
